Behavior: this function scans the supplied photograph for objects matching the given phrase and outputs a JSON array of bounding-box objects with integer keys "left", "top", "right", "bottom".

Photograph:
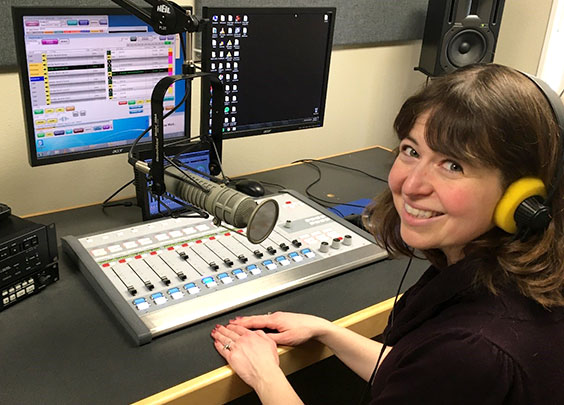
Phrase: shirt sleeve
[{"left": 370, "top": 330, "right": 527, "bottom": 405}]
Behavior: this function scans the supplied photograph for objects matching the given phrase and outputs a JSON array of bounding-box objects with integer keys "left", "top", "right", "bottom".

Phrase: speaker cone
[{"left": 447, "top": 29, "right": 487, "bottom": 67}]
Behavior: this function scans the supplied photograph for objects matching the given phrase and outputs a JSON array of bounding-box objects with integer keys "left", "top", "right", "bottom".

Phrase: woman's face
[{"left": 388, "top": 113, "right": 504, "bottom": 265}]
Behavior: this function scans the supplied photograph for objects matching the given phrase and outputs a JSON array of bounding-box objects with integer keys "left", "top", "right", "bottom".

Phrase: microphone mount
[{"left": 110, "top": 0, "right": 207, "bottom": 35}]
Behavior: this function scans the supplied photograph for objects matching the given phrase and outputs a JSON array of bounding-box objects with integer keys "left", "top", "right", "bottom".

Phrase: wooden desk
[{"left": 0, "top": 146, "right": 427, "bottom": 404}]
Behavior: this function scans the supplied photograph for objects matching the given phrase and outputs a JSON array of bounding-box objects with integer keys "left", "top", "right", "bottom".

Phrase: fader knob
[
  {"left": 284, "top": 220, "right": 292, "bottom": 229},
  {"left": 343, "top": 235, "right": 352, "bottom": 246},
  {"left": 319, "top": 241, "right": 329, "bottom": 253}
]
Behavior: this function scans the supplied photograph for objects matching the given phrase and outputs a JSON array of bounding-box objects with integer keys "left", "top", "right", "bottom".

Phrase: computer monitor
[
  {"left": 200, "top": 7, "right": 336, "bottom": 139},
  {"left": 12, "top": 7, "right": 190, "bottom": 166}
]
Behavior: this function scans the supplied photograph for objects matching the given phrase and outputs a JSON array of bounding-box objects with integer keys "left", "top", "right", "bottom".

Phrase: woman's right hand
[{"left": 229, "top": 311, "right": 333, "bottom": 346}]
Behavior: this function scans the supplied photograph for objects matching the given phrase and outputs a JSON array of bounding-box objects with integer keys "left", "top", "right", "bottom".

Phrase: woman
[{"left": 211, "top": 64, "right": 564, "bottom": 404}]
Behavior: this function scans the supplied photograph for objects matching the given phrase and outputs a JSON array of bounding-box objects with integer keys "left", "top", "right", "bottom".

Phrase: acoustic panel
[{"left": 2, "top": 0, "right": 429, "bottom": 69}]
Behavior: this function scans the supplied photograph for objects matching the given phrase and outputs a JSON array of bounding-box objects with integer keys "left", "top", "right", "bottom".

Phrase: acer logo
[
  {"left": 156, "top": 4, "right": 171, "bottom": 14},
  {"left": 262, "top": 129, "right": 272, "bottom": 134},
  {"left": 112, "top": 148, "right": 124, "bottom": 154}
]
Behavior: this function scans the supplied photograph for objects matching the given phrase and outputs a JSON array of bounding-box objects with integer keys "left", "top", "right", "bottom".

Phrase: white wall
[{"left": 0, "top": 0, "right": 552, "bottom": 217}]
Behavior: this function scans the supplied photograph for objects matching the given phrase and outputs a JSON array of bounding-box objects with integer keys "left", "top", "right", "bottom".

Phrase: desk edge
[{"left": 133, "top": 296, "right": 396, "bottom": 405}]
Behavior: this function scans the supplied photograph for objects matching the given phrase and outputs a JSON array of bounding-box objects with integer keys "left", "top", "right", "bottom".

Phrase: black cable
[
  {"left": 296, "top": 161, "right": 380, "bottom": 211},
  {"left": 358, "top": 254, "right": 414, "bottom": 405},
  {"left": 292, "top": 158, "right": 388, "bottom": 183},
  {"left": 101, "top": 178, "right": 136, "bottom": 208},
  {"left": 127, "top": 83, "right": 191, "bottom": 163}
]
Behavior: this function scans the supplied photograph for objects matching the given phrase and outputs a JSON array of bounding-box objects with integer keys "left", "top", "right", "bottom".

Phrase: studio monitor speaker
[{"left": 417, "top": 0, "right": 505, "bottom": 77}]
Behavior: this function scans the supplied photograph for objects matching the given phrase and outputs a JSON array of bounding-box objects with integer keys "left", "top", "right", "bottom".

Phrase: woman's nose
[{"left": 402, "top": 163, "right": 433, "bottom": 197}]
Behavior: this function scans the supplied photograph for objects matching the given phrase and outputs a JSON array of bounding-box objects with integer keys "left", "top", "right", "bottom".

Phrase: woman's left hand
[{"left": 212, "top": 323, "right": 281, "bottom": 390}]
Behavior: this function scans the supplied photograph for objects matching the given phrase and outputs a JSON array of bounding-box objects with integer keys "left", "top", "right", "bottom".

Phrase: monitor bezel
[
  {"left": 12, "top": 6, "right": 191, "bottom": 167},
  {"left": 199, "top": 7, "right": 336, "bottom": 141}
]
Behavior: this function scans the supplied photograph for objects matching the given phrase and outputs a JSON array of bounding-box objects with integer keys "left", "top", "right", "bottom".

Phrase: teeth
[{"left": 404, "top": 203, "right": 441, "bottom": 219}]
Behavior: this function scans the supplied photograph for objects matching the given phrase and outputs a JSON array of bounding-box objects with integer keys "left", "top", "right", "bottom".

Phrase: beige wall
[{"left": 0, "top": 1, "right": 552, "bottom": 217}]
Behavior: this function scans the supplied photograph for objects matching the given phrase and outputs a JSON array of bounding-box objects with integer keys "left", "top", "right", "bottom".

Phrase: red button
[{"left": 135, "top": 255, "right": 142, "bottom": 259}]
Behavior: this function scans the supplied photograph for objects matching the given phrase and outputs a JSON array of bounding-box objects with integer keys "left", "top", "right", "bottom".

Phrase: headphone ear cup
[{"left": 493, "top": 177, "right": 548, "bottom": 234}]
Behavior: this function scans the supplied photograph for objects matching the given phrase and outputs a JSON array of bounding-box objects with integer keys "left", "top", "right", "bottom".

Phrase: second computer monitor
[{"left": 200, "top": 7, "right": 336, "bottom": 140}]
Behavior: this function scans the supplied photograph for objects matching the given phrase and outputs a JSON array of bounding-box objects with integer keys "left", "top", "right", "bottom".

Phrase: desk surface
[{"left": 1, "top": 146, "right": 427, "bottom": 404}]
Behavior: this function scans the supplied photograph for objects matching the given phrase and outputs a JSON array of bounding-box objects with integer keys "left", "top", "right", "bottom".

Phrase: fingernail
[
  {"left": 235, "top": 316, "right": 242, "bottom": 320},
  {"left": 215, "top": 324, "right": 222, "bottom": 329}
]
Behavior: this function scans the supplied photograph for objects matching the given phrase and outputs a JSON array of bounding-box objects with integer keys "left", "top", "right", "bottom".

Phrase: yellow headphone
[{"left": 492, "top": 74, "right": 563, "bottom": 237}]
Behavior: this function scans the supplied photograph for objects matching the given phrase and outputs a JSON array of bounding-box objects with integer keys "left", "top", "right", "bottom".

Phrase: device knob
[
  {"left": 284, "top": 220, "right": 292, "bottom": 229},
  {"left": 319, "top": 241, "right": 329, "bottom": 253},
  {"left": 342, "top": 235, "right": 352, "bottom": 246},
  {"left": 331, "top": 238, "right": 341, "bottom": 249}
]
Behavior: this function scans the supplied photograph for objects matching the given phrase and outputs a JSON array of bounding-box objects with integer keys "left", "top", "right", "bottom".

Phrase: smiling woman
[
  {"left": 212, "top": 64, "right": 564, "bottom": 405},
  {"left": 388, "top": 113, "right": 504, "bottom": 264},
  {"left": 367, "top": 64, "right": 564, "bottom": 306}
]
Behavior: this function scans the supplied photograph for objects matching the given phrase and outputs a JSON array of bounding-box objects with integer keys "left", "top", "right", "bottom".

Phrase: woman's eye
[
  {"left": 442, "top": 160, "right": 464, "bottom": 173},
  {"left": 401, "top": 145, "right": 419, "bottom": 158}
]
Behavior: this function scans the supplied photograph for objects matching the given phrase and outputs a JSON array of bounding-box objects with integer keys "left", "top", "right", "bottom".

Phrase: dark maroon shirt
[{"left": 370, "top": 257, "right": 564, "bottom": 404}]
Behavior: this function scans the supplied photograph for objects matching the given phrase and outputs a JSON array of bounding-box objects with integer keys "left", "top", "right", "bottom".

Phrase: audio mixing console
[{"left": 62, "top": 191, "right": 387, "bottom": 345}]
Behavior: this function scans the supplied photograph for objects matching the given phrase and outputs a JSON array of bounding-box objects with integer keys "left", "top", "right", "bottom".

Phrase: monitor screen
[
  {"left": 12, "top": 7, "right": 190, "bottom": 166},
  {"left": 200, "top": 7, "right": 336, "bottom": 140},
  {"left": 134, "top": 144, "right": 211, "bottom": 220}
]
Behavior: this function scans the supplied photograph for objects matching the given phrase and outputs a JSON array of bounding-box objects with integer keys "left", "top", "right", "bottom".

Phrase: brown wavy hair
[{"left": 364, "top": 63, "right": 564, "bottom": 307}]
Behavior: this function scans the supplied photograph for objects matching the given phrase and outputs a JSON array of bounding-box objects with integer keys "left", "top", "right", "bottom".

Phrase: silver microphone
[{"left": 163, "top": 164, "right": 279, "bottom": 244}]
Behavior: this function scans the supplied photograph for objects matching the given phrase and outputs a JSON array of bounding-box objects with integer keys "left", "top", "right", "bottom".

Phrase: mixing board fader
[{"left": 62, "top": 191, "right": 387, "bottom": 345}]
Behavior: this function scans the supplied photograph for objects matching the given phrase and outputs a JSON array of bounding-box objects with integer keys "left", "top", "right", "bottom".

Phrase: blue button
[
  {"left": 289, "top": 252, "right": 299, "bottom": 258},
  {"left": 276, "top": 256, "right": 286, "bottom": 262},
  {"left": 202, "top": 276, "right": 214, "bottom": 284},
  {"left": 151, "top": 292, "right": 163, "bottom": 299},
  {"left": 217, "top": 272, "right": 228, "bottom": 279},
  {"left": 168, "top": 287, "right": 180, "bottom": 294},
  {"left": 246, "top": 264, "right": 257, "bottom": 271},
  {"left": 133, "top": 298, "right": 146, "bottom": 305},
  {"left": 233, "top": 269, "right": 243, "bottom": 275},
  {"left": 301, "top": 248, "right": 312, "bottom": 255},
  {"left": 262, "top": 259, "right": 273, "bottom": 266},
  {"left": 184, "top": 282, "right": 196, "bottom": 289}
]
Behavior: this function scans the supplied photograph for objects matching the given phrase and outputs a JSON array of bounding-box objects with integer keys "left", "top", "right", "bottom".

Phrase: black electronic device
[
  {"left": 234, "top": 179, "right": 265, "bottom": 197},
  {"left": 12, "top": 6, "right": 191, "bottom": 166},
  {"left": 0, "top": 203, "right": 11, "bottom": 220},
  {"left": 134, "top": 143, "right": 213, "bottom": 220},
  {"left": 1, "top": 215, "right": 59, "bottom": 310},
  {"left": 417, "top": 0, "right": 505, "bottom": 77},
  {"left": 200, "top": 7, "right": 336, "bottom": 140}
]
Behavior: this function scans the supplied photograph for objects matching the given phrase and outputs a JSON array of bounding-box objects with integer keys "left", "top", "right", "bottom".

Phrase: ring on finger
[{"left": 223, "top": 341, "right": 233, "bottom": 351}]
